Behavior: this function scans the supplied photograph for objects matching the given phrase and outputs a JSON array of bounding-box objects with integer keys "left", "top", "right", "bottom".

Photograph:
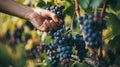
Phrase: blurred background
[{"left": 0, "top": 0, "right": 120, "bottom": 67}]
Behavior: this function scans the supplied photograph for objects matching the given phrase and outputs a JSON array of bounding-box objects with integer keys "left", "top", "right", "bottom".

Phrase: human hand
[
  {"left": 28, "top": 8, "right": 63, "bottom": 31},
  {"left": 0, "top": 0, "right": 63, "bottom": 31}
]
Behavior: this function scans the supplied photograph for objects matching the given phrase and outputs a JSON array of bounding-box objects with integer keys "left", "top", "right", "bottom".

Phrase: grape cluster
[
  {"left": 106, "top": 47, "right": 115, "bottom": 64},
  {"left": 13, "top": 25, "right": 24, "bottom": 43},
  {"left": 46, "top": 5, "right": 65, "bottom": 20},
  {"left": 27, "top": 43, "right": 45, "bottom": 59},
  {"left": 46, "top": 43, "right": 59, "bottom": 67},
  {"left": 27, "top": 46, "right": 39, "bottom": 59},
  {"left": 78, "top": 13, "right": 107, "bottom": 48},
  {"left": 37, "top": 43, "right": 46, "bottom": 53},
  {"left": 74, "top": 34, "right": 87, "bottom": 62},
  {"left": 48, "top": 26, "right": 74, "bottom": 67}
]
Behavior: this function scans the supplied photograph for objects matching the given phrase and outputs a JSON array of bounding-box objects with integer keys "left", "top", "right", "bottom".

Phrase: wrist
[
  {"left": 24, "top": 8, "right": 36, "bottom": 20},
  {"left": 26, "top": 8, "right": 44, "bottom": 28}
]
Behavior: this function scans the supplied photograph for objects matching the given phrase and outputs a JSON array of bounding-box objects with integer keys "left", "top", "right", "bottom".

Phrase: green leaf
[
  {"left": 84, "top": 7, "right": 93, "bottom": 15},
  {"left": 90, "top": 0, "right": 104, "bottom": 9},
  {"left": 108, "top": 0, "right": 120, "bottom": 11},
  {"left": 37, "top": 0, "right": 53, "bottom": 9},
  {"left": 11, "top": 44, "right": 26, "bottom": 67},
  {"left": 109, "top": 34, "right": 120, "bottom": 49},
  {"left": 115, "top": 56, "right": 120, "bottom": 66},
  {"left": 65, "top": 4, "right": 74, "bottom": 17},
  {"left": 58, "top": 1, "right": 73, "bottom": 16},
  {"left": 0, "top": 45, "right": 12, "bottom": 67},
  {"left": 107, "top": 13, "right": 120, "bottom": 35},
  {"left": 79, "top": 0, "right": 89, "bottom": 9}
]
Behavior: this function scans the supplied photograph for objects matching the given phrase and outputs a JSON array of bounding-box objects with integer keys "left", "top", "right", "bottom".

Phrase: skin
[{"left": 0, "top": 0, "right": 63, "bottom": 31}]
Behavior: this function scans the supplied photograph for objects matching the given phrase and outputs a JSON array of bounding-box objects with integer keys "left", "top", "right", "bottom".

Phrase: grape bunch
[
  {"left": 78, "top": 13, "right": 107, "bottom": 48},
  {"left": 13, "top": 25, "right": 24, "bottom": 44},
  {"left": 27, "top": 43, "right": 45, "bottom": 59},
  {"left": 74, "top": 34, "right": 87, "bottom": 62},
  {"left": 49, "top": 26, "right": 74, "bottom": 67},
  {"left": 28, "top": 46, "right": 39, "bottom": 59},
  {"left": 37, "top": 43, "right": 46, "bottom": 53},
  {"left": 46, "top": 43, "right": 59, "bottom": 67},
  {"left": 46, "top": 5, "right": 65, "bottom": 20}
]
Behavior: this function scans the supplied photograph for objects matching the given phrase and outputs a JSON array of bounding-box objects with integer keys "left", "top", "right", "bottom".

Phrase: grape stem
[
  {"left": 100, "top": 0, "right": 107, "bottom": 18},
  {"left": 98, "top": 0, "right": 108, "bottom": 58},
  {"left": 74, "top": 0, "right": 97, "bottom": 57},
  {"left": 71, "top": 11, "right": 76, "bottom": 30},
  {"left": 74, "top": 0, "right": 80, "bottom": 16}
]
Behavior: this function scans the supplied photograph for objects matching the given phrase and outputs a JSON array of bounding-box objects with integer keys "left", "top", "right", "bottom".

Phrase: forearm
[{"left": 0, "top": 0, "right": 34, "bottom": 20}]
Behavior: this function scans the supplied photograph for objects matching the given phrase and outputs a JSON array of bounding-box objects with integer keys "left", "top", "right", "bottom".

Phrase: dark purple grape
[
  {"left": 48, "top": 5, "right": 65, "bottom": 20},
  {"left": 83, "top": 19, "right": 89, "bottom": 26},
  {"left": 74, "top": 34, "right": 87, "bottom": 61},
  {"left": 78, "top": 16, "right": 83, "bottom": 20},
  {"left": 78, "top": 20, "right": 83, "bottom": 24},
  {"left": 67, "top": 33, "right": 72, "bottom": 39},
  {"left": 79, "top": 13, "right": 107, "bottom": 48},
  {"left": 84, "top": 14, "right": 88, "bottom": 19},
  {"left": 93, "top": 17, "right": 99, "bottom": 22},
  {"left": 62, "top": 47, "right": 66, "bottom": 51}
]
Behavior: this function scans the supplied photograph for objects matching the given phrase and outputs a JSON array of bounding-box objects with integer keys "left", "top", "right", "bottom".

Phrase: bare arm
[
  {"left": 0, "top": 0, "right": 33, "bottom": 20},
  {"left": 0, "top": 0, "right": 63, "bottom": 31}
]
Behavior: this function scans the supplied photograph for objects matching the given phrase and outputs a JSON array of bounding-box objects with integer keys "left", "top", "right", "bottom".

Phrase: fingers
[
  {"left": 31, "top": 8, "right": 63, "bottom": 32},
  {"left": 46, "top": 10, "right": 58, "bottom": 22},
  {"left": 38, "top": 20, "right": 49, "bottom": 32},
  {"left": 35, "top": 8, "right": 58, "bottom": 22},
  {"left": 55, "top": 19, "right": 64, "bottom": 26},
  {"left": 38, "top": 19, "right": 63, "bottom": 31},
  {"left": 49, "top": 20, "right": 57, "bottom": 30}
]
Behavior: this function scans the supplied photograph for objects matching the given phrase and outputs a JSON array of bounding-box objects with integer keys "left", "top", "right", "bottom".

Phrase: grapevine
[
  {"left": 1, "top": 0, "right": 120, "bottom": 67},
  {"left": 75, "top": 0, "right": 107, "bottom": 57}
]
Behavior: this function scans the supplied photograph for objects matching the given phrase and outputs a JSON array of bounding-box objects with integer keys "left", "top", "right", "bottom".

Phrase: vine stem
[
  {"left": 100, "top": 0, "right": 107, "bottom": 19},
  {"left": 74, "top": 0, "right": 97, "bottom": 57},
  {"left": 74, "top": 0, "right": 80, "bottom": 16},
  {"left": 71, "top": 11, "right": 76, "bottom": 30},
  {"left": 98, "top": 0, "right": 108, "bottom": 57}
]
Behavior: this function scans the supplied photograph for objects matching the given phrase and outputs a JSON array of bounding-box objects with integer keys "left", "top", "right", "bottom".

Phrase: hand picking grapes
[
  {"left": 0, "top": 0, "right": 63, "bottom": 31},
  {"left": 1, "top": 0, "right": 120, "bottom": 67}
]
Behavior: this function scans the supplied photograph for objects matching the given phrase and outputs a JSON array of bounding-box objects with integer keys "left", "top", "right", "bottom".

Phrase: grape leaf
[
  {"left": 0, "top": 45, "right": 12, "bottom": 67},
  {"left": 107, "top": 13, "right": 120, "bottom": 35},
  {"left": 90, "top": 0, "right": 104, "bottom": 9},
  {"left": 108, "top": 0, "right": 120, "bottom": 11},
  {"left": 78, "top": 0, "right": 89, "bottom": 9},
  {"left": 37, "top": 0, "right": 53, "bottom": 9},
  {"left": 109, "top": 34, "right": 120, "bottom": 49},
  {"left": 58, "top": 1, "right": 73, "bottom": 16},
  {"left": 64, "top": 4, "right": 75, "bottom": 17},
  {"left": 13, "top": 44, "right": 26, "bottom": 67},
  {"left": 115, "top": 55, "right": 120, "bottom": 66}
]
